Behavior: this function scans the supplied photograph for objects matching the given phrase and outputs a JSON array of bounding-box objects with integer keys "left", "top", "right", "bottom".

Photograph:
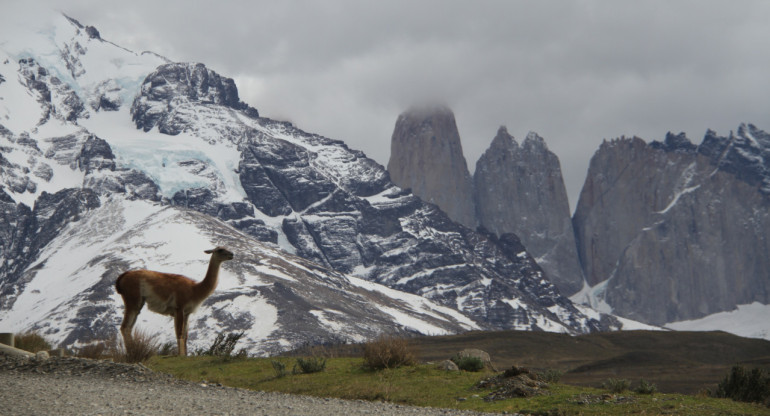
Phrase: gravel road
[{"left": 0, "top": 355, "right": 501, "bottom": 415}]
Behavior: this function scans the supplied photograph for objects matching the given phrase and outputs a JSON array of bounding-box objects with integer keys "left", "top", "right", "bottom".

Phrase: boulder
[
  {"left": 0, "top": 342, "right": 34, "bottom": 358},
  {"left": 456, "top": 348, "right": 495, "bottom": 371},
  {"left": 478, "top": 366, "right": 549, "bottom": 401},
  {"left": 436, "top": 359, "right": 459, "bottom": 371}
]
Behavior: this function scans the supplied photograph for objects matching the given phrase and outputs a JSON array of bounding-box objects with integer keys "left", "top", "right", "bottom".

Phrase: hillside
[{"left": 308, "top": 329, "right": 770, "bottom": 395}]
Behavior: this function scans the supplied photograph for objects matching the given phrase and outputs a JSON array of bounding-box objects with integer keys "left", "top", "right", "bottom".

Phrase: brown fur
[{"left": 115, "top": 247, "right": 234, "bottom": 356}]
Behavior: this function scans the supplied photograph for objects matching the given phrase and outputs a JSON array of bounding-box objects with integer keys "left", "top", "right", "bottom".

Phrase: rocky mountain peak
[
  {"left": 650, "top": 132, "right": 696, "bottom": 153},
  {"left": 489, "top": 126, "right": 518, "bottom": 150},
  {"left": 697, "top": 123, "right": 770, "bottom": 193},
  {"left": 131, "top": 62, "right": 259, "bottom": 135},
  {"left": 17, "top": 58, "right": 87, "bottom": 123},
  {"left": 387, "top": 105, "right": 476, "bottom": 228},
  {"left": 522, "top": 131, "right": 548, "bottom": 151},
  {"left": 664, "top": 132, "right": 696, "bottom": 152},
  {"left": 475, "top": 128, "right": 584, "bottom": 295}
]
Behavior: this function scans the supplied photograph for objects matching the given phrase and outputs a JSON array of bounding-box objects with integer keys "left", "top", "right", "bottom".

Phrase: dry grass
[
  {"left": 362, "top": 335, "right": 417, "bottom": 370},
  {"left": 75, "top": 340, "right": 111, "bottom": 359},
  {"left": 14, "top": 332, "right": 52, "bottom": 353},
  {"left": 114, "top": 329, "right": 162, "bottom": 363}
]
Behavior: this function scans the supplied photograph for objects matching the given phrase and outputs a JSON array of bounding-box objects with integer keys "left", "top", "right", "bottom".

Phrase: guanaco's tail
[{"left": 115, "top": 272, "right": 128, "bottom": 295}]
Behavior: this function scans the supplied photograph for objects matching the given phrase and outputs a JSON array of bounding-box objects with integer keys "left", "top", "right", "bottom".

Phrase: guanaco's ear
[{"left": 204, "top": 248, "right": 214, "bottom": 254}]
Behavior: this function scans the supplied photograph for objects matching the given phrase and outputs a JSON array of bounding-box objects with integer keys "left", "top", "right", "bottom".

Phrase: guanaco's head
[{"left": 205, "top": 246, "right": 234, "bottom": 261}]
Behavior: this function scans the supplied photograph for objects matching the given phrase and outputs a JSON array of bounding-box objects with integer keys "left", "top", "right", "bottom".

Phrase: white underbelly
[{"left": 140, "top": 283, "right": 177, "bottom": 316}]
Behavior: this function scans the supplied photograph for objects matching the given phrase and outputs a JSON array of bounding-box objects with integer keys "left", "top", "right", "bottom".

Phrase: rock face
[
  {"left": 388, "top": 116, "right": 585, "bottom": 296},
  {"left": 0, "top": 188, "right": 101, "bottom": 310},
  {"left": 387, "top": 106, "right": 477, "bottom": 229},
  {"left": 573, "top": 125, "right": 770, "bottom": 325},
  {"left": 474, "top": 127, "right": 584, "bottom": 295},
  {"left": 18, "top": 58, "right": 87, "bottom": 123},
  {"left": 131, "top": 62, "right": 259, "bottom": 135}
]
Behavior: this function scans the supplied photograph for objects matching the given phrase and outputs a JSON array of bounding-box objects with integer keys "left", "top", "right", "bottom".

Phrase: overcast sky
[{"left": 5, "top": 0, "right": 770, "bottom": 210}]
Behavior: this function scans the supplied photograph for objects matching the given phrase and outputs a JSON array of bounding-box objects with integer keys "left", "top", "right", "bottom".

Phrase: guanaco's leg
[
  {"left": 182, "top": 313, "right": 190, "bottom": 357},
  {"left": 120, "top": 298, "right": 144, "bottom": 345},
  {"left": 174, "top": 309, "right": 188, "bottom": 356}
]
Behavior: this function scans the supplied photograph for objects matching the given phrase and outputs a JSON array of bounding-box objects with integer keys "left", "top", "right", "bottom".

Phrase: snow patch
[
  {"left": 570, "top": 279, "right": 614, "bottom": 315},
  {"left": 657, "top": 185, "right": 700, "bottom": 215},
  {"left": 665, "top": 302, "right": 770, "bottom": 341}
]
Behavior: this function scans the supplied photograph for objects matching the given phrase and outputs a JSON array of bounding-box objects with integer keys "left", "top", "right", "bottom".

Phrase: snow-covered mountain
[
  {"left": 0, "top": 12, "right": 606, "bottom": 352},
  {"left": 1, "top": 196, "right": 479, "bottom": 353}
]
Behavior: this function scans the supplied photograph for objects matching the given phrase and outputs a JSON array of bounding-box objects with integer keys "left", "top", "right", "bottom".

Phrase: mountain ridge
[
  {"left": 573, "top": 124, "right": 770, "bottom": 325},
  {"left": 385, "top": 106, "right": 770, "bottom": 336}
]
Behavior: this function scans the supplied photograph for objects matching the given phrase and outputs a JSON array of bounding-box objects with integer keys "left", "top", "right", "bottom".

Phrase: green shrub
[
  {"left": 271, "top": 360, "right": 288, "bottom": 378},
  {"left": 712, "top": 365, "right": 770, "bottom": 405},
  {"left": 293, "top": 356, "right": 327, "bottom": 374},
  {"left": 14, "top": 332, "right": 52, "bottom": 353},
  {"left": 451, "top": 354, "right": 485, "bottom": 372},
  {"left": 635, "top": 379, "right": 657, "bottom": 395},
  {"left": 362, "top": 335, "right": 417, "bottom": 370},
  {"left": 539, "top": 369, "right": 564, "bottom": 383},
  {"left": 602, "top": 378, "right": 631, "bottom": 393},
  {"left": 158, "top": 342, "right": 176, "bottom": 356}
]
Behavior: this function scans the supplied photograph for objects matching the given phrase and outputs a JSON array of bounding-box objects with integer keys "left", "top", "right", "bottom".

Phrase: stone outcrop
[
  {"left": 386, "top": 106, "right": 477, "bottom": 228},
  {"left": 131, "top": 62, "right": 259, "bottom": 135},
  {"left": 0, "top": 188, "right": 101, "bottom": 310},
  {"left": 474, "top": 127, "right": 584, "bottom": 295},
  {"left": 573, "top": 125, "right": 770, "bottom": 325}
]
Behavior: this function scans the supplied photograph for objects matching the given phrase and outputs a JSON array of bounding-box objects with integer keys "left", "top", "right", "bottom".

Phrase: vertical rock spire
[
  {"left": 474, "top": 127, "right": 584, "bottom": 295},
  {"left": 387, "top": 105, "right": 477, "bottom": 228}
]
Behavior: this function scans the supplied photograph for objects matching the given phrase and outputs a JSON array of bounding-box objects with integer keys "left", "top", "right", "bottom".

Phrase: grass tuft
[
  {"left": 197, "top": 331, "right": 247, "bottom": 360},
  {"left": 14, "top": 331, "right": 52, "bottom": 353},
  {"left": 602, "top": 378, "right": 631, "bottom": 394},
  {"left": 539, "top": 369, "right": 564, "bottom": 383},
  {"left": 76, "top": 340, "right": 111, "bottom": 359},
  {"left": 293, "top": 356, "right": 327, "bottom": 374},
  {"left": 271, "top": 360, "right": 288, "bottom": 378},
  {"left": 635, "top": 379, "right": 658, "bottom": 395},
  {"left": 362, "top": 335, "right": 417, "bottom": 370},
  {"left": 115, "top": 329, "right": 161, "bottom": 363},
  {"left": 451, "top": 354, "right": 484, "bottom": 372}
]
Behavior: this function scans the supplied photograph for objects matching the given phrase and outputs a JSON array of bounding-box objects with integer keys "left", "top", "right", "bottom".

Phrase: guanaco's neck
[{"left": 193, "top": 257, "right": 223, "bottom": 299}]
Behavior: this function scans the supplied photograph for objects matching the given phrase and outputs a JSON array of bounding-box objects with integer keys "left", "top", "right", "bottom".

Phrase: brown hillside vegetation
[
  {"left": 411, "top": 330, "right": 770, "bottom": 394},
  {"left": 295, "top": 330, "right": 770, "bottom": 395}
]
